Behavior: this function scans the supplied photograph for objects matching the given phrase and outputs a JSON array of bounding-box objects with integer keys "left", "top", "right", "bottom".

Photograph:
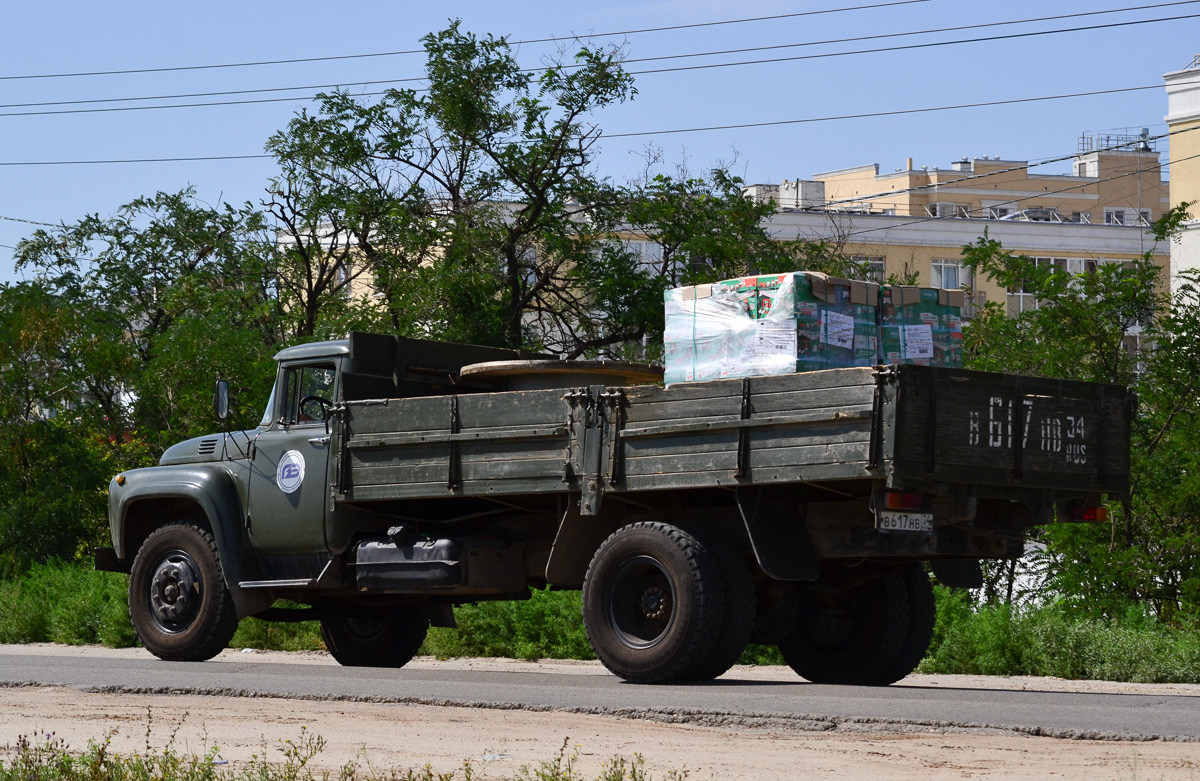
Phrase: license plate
[{"left": 877, "top": 511, "right": 934, "bottom": 533}]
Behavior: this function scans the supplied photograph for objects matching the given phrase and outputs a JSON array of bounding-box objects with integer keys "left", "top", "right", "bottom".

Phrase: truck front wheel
[
  {"left": 582, "top": 522, "right": 725, "bottom": 684},
  {"left": 128, "top": 522, "right": 239, "bottom": 662},
  {"left": 320, "top": 606, "right": 429, "bottom": 668}
]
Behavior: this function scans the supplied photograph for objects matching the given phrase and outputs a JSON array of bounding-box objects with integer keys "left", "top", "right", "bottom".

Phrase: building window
[
  {"left": 1071, "top": 212, "right": 1091, "bottom": 224},
  {"left": 1136, "top": 209, "right": 1152, "bottom": 226},
  {"left": 1007, "top": 257, "right": 1098, "bottom": 314},
  {"left": 985, "top": 206, "right": 1012, "bottom": 219},
  {"left": 626, "top": 240, "right": 664, "bottom": 271},
  {"left": 931, "top": 259, "right": 972, "bottom": 290},
  {"left": 1104, "top": 208, "right": 1126, "bottom": 225},
  {"left": 850, "top": 255, "right": 886, "bottom": 283},
  {"left": 1008, "top": 288, "right": 1038, "bottom": 317}
]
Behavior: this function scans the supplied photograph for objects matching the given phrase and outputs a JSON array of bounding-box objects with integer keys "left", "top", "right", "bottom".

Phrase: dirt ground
[{"left": 2, "top": 647, "right": 1200, "bottom": 780}]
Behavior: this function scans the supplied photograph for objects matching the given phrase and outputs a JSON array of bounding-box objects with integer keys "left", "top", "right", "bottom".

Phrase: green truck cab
[{"left": 99, "top": 331, "right": 1131, "bottom": 685}]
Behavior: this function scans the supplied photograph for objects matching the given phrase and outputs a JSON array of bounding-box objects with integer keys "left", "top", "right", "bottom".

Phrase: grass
[
  {"left": 6, "top": 562, "right": 1200, "bottom": 683},
  {"left": 0, "top": 561, "right": 135, "bottom": 647},
  {"left": 0, "top": 728, "right": 682, "bottom": 781}
]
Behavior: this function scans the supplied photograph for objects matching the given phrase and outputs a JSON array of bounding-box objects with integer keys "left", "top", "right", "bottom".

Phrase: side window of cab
[{"left": 277, "top": 364, "right": 337, "bottom": 426}]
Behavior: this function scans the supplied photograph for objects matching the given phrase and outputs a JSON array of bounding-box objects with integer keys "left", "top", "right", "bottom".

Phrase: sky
[{"left": 0, "top": 0, "right": 1197, "bottom": 283}]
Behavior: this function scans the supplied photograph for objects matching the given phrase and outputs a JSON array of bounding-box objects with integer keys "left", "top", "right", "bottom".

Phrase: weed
[{"left": 0, "top": 728, "right": 683, "bottom": 781}]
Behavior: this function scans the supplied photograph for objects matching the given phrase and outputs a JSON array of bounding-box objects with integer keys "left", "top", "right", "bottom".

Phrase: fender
[{"left": 108, "top": 464, "right": 269, "bottom": 618}]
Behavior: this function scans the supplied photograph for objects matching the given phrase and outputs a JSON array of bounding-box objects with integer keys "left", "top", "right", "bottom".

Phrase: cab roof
[{"left": 273, "top": 339, "right": 350, "bottom": 362}]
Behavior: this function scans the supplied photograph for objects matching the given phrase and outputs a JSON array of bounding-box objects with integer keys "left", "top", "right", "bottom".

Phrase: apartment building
[
  {"left": 1166, "top": 55, "right": 1200, "bottom": 290},
  {"left": 743, "top": 138, "right": 1171, "bottom": 318}
]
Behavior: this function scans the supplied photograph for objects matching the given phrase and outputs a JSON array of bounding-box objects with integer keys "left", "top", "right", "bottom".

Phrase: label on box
[
  {"left": 822, "top": 311, "right": 855, "bottom": 350},
  {"left": 743, "top": 320, "right": 797, "bottom": 359},
  {"left": 900, "top": 325, "right": 934, "bottom": 359}
]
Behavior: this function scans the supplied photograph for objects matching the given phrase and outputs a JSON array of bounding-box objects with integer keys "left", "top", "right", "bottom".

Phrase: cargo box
[{"left": 879, "top": 286, "right": 964, "bottom": 368}]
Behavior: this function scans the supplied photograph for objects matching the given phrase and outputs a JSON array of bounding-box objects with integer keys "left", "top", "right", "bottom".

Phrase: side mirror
[{"left": 214, "top": 380, "right": 230, "bottom": 422}]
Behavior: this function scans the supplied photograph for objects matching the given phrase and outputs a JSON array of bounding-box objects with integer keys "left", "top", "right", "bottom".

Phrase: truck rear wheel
[
  {"left": 777, "top": 570, "right": 908, "bottom": 685},
  {"left": 686, "top": 529, "right": 756, "bottom": 681},
  {"left": 128, "top": 522, "right": 239, "bottom": 662},
  {"left": 582, "top": 522, "right": 724, "bottom": 684},
  {"left": 871, "top": 564, "right": 936, "bottom": 685},
  {"left": 320, "top": 606, "right": 429, "bottom": 668}
]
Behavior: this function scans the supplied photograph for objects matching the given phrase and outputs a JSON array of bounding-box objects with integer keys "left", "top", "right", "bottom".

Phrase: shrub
[{"left": 920, "top": 585, "right": 1200, "bottom": 682}]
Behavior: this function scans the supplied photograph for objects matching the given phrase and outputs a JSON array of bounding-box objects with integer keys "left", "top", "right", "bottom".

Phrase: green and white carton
[{"left": 878, "top": 286, "right": 965, "bottom": 368}]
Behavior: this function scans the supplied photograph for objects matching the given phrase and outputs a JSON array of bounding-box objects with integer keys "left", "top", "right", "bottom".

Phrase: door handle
[{"left": 307, "top": 436, "right": 330, "bottom": 445}]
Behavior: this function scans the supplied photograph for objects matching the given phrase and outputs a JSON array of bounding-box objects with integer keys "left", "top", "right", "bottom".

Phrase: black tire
[
  {"left": 582, "top": 522, "right": 725, "bottom": 684},
  {"left": 777, "top": 570, "right": 908, "bottom": 685},
  {"left": 872, "top": 564, "right": 936, "bottom": 685},
  {"left": 128, "top": 522, "right": 239, "bottom": 662},
  {"left": 687, "top": 529, "right": 756, "bottom": 681},
  {"left": 321, "top": 605, "right": 429, "bottom": 668}
]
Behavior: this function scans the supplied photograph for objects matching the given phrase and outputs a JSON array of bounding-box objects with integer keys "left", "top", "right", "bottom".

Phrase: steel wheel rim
[
  {"left": 605, "top": 555, "right": 677, "bottom": 650},
  {"left": 148, "top": 549, "right": 203, "bottom": 634}
]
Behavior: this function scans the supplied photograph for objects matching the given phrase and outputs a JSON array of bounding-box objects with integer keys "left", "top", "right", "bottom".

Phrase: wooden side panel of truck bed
[
  {"left": 616, "top": 368, "right": 877, "bottom": 491},
  {"left": 335, "top": 365, "right": 1130, "bottom": 506}
]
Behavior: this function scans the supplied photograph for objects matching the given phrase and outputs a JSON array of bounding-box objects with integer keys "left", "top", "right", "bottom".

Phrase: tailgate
[{"left": 886, "top": 365, "right": 1132, "bottom": 495}]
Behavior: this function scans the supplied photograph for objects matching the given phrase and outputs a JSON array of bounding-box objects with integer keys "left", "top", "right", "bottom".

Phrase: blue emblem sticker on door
[{"left": 276, "top": 450, "right": 306, "bottom": 493}]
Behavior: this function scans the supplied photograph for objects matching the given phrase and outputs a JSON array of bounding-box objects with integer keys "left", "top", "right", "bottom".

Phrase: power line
[
  {"left": 0, "top": 79, "right": 403, "bottom": 111},
  {"left": 0, "top": 18, "right": 1178, "bottom": 123},
  {"left": 0, "top": 0, "right": 939, "bottom": 83},
  {"left": 0, "top": 214, "right": 56, "bottom": 227},
  {"left": 2, "top": 2, "right": 1188, "bottom": 113},
  {"left": 623, "top": 1, "right": 1200, "bottom": 68},
  {"left": 602, "top": 85, "right": 1163, "bottom": 138},
  {"left": 628, "top": 12, "right": 1200, "bottom": 77},
  {"left": 0, "top": 84, "right": 1167, "bottom": 166},
  {"left": 0, "top": 91, "right": 385, "bottom": 119}
]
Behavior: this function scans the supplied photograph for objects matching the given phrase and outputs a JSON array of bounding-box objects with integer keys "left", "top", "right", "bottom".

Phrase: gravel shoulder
[{"left": 3, "top": 645, "right": 1200, "bottom": 780}]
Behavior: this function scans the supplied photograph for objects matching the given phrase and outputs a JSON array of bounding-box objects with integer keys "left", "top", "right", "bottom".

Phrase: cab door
[{"left": 245, "top": 360, "right": 338, "bottom": 553}]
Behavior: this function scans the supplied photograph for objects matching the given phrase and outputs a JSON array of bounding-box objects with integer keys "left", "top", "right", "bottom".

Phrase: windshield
[{"left": 259, "top": 377, "right": 278, "bottom": 427}]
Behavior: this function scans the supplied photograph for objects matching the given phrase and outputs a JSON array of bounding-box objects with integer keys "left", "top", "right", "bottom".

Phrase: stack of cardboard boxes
[{"left": 663, "top": 271, "right": 964, "bottom": 385}]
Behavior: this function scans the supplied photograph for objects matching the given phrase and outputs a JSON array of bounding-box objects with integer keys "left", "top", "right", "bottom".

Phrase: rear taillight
[
  {"left": 1072, "top": 505, "right": 1107, "bottom": 523},
  {"left": 884, "top": 492, "right": 924, "bottom": 511}
]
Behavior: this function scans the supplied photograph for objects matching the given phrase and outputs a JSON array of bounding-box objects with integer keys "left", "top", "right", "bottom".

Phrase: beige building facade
[
  {"left": 798, "top": 144, "right": 1168, "bottom": 226},
  {"left": 756, "top": 210, "right": 1167, "bottom": 321},
  {"left": 1165, "top": 56, "right": 1200, "bottom": 290},
  {"left": 744, "top": 141, "right": 1172, "bottom": 318}
]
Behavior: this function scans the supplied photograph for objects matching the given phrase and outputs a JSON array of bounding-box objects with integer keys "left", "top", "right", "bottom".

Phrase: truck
[{"left": 97, "top": 331, "right": 1132, "bottom": 685}]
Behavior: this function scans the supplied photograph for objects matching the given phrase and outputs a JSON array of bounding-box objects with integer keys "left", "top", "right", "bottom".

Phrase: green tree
[
  {"left": 620, "top": 165, "right": 787, "bottom": 285},
  {"left": 265, "top": 21, "right": 655, "bottom": 356},
  {"left": 14, "top": 189, "right": 276, "bottom": 443}
]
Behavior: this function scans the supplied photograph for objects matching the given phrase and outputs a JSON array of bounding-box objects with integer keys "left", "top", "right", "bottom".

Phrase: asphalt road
[{"left": 3, "top": 646, "right": 1199, "bottom": 741}]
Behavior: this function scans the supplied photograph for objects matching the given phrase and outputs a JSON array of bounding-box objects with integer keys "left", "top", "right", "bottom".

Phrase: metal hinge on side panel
[
  {"left": 579, "top": 387, "right": 606, "bottom": 516},
  {"left": 867, "top": 367, "right": 891, "bottom": 471},
  {"left": 333, "top": 403, "right": 350, "bottom": 495},
  {"left": 561, "top": 388, "right": 588, "bottom": 484},
  {"left": 600, "top": 388, "right": 625, "bottom": 487},
  {"left": 735, "top": 377, "right": 752, "bottom": 479},
  {"left": 448, "top": 394, "right": 461, "bottom": 491}
]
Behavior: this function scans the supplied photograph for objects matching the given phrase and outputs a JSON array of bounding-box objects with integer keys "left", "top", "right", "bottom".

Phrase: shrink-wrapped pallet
[{"left": 663, "top": 272, "right": 879, "bottom": 384}]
